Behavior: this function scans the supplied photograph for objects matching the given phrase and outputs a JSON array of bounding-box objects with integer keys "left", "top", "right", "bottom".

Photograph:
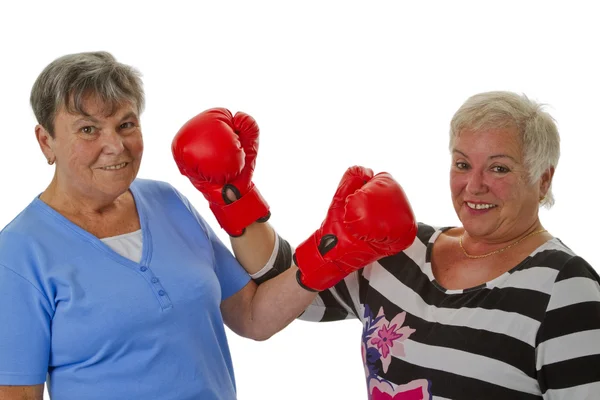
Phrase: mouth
[
  {"left": 465, "top": 201, "right": 497, "bottom": 210},
  {"left": 100, "top": 162, "right": 129, "bottom": 171}
]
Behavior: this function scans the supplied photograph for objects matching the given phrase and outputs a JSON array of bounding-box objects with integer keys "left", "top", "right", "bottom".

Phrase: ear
[
  {"left": 539, "top": 166, "right": 555, "bottom": 198},
  {"left": 35, "top": 124, "right": 55, "bottom": 163}
]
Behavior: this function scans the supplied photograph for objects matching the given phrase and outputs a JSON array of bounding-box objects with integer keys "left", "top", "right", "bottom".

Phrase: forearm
[
  {"left": 229, "top": 221, "right": 275, "bottom": 274},
  {"left": 0, "top": 384, "right": 44, "bottom": 400},
  {"left": 248, "top": 266, "right": 318, "bottom": 340}
]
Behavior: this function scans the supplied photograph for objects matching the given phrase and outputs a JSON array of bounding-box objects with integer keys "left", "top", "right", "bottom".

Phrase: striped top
[{"left": 299, "top": 223, "right": 600, "bottom": 399}]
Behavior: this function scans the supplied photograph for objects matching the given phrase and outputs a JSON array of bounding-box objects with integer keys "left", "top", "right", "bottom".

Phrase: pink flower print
[
  {"left": 372, "top": 387, "right": 423, "bottom": 400},
  {"left": 369, "top": 308, "right": 415, "bottom": 373},
  {"left": 371, "top": 324, "right": 403, "bottom": 358},
  {"left": 369, "top": 378, "right": 431, "bottom": 400}
]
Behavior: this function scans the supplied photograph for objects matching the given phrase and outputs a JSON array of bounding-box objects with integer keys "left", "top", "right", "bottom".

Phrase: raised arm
[
  {"left": 221, "top": 166, "right": 418, "bottom": 339},
  {"left": 172, "top": 108, "right": 313, "bottom": 339},
  {"left": 171, "top": 110, "right": 417, "bottom": 340}
]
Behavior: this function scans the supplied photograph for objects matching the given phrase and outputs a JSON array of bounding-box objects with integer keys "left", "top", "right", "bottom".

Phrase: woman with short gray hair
[{"left": 0, "top": 51, "right": 320, "bottom": 400}]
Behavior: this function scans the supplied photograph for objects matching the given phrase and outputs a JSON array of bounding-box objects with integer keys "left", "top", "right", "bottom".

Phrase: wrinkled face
[
  {"left": 44, "top": 95, "right": 143, "bottom": 202},
  {"left": 450, "top": 126, "right": 547, "bottom": 240}
]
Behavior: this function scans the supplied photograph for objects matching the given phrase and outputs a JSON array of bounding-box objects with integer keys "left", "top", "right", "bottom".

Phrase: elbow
[
  {"left": 251, "top": 333, "right": 273, "bottom": 342},
  {"left": 239, "top": 316, "right": 281, "bottom": 341},
  {"left": 246, "top": 324, "right": 276, "bottom": 342}
]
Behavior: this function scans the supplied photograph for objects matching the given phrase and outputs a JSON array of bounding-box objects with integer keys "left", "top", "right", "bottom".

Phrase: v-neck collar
[{"left": 32, "top": 182, "right": 153, "bottom": 267}]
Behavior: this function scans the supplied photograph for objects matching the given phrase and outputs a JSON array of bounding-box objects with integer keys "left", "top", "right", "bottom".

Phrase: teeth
[
  {"left": 103, "top": 162, "right": 127, "bottom": 170},
  {"left": 467, "top": 202, "right": 496, "bottom": 210}
]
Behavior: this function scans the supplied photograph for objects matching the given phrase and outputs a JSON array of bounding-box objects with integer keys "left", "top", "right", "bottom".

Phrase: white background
[{"left": 1, "top": 1, "right": 599, "bottom": 399}]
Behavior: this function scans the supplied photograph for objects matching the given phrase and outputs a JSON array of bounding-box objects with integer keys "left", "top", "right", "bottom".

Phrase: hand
[
  {"left": 294, "top": 166, "right": 418, "bottom": 291},
  {"left": 172, "top": 108, "right": 270, "bottom": 236}
]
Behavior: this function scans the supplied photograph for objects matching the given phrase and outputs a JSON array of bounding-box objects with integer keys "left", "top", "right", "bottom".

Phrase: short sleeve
[
  {"left": 0, "top": 264, "right": 52, "bottom": 385},
  {"left": 174, "top": 191, "right": 251, "bottom": 301},
  {"left": 536, "top": 256, "right": 600, "bottom": 399},
  {"left": 300, "top": 272, "right": 361, "bottom": 322},
  {"left": 198, "top": 216, "right": 251, "bottom": 300}
]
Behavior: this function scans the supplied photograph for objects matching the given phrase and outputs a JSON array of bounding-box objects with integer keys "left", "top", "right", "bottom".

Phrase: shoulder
[
  {"left": 528, "top": 238, "right": 593, "bottom": 276},
  {"left": 554, "top": 254, "right": 598, "bottom": 283},
  {"left": 0, "top": 200, "right": 47, "bottom": 263},
  {"left": 535, "top": 245, "right": 600, "bottom": 354},
  {"left": 414, "top": 222, "right": 446, "bottom": 245},
  {"left": 376, "top": 222, "right": 445, "bottom": 265},
  {"left": 0, "top": 202, "right": 55, "bottom": 293},
  {"left": 526, "top": 239, "right": 599, "bottom": 305},
  {"left": 130, "top": 178, "right": 193, "bottom": 211},
  {"left": 131, "top": 178, "right": 182, "bottom": 198},
  {"left": 374, "top": 222, "right": 443, "bottom": 272},
  {"left": 0, "top": 197, "right": 41, "bottom": 236}
]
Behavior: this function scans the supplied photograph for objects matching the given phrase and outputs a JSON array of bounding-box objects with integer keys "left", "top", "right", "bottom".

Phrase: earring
[
  {"left": 539, "top": 196, "right": 545, "bottom": 204},
  {"left": 47, "top": 159, "right": 54, "bottom": 165}
]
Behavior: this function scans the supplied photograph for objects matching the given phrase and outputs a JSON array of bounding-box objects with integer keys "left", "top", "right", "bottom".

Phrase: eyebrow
[
  {"left": 71, "top": 112, "right": 138, "bottom": 127},
  {"left": 71, "top": 115, "right": 98, "bottom": 127},
  {"left": 120, "top": 112, "right": 138, "bottom": 122},
  {"left": 490, "top": 154, "right": 518, "bottom": 162},
  {"left": 72, "top": 116, "right": 100, "bottom": 127},
  {"left": 452, "top": 149, "right": 518, "bottom": 163}
]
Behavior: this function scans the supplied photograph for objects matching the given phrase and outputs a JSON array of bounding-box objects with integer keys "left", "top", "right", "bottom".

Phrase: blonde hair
[{"left": 449, "top": 91, "right": 560, "bottom": 207}]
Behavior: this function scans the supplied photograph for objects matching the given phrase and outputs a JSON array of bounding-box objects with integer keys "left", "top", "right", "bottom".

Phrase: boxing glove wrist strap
[
  {"left": 293, "top": 233, "right": 331, "bottom": 292},
  {"left": 209, "top": 185, "right": 270, "bottom": 237}
]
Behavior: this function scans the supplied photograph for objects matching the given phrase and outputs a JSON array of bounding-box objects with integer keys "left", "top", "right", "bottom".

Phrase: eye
[
  {"left": 491, "top": 165, "right": 510, "bottom": 173},
  {"left": 454, "top": 161, "right": 469, "bottom": 170},
  {"left": 80, "top": 126, "right": 97, "bottom": 135},
  {"left": 120, "top": 122, "right": 135, "bottom": 130}
]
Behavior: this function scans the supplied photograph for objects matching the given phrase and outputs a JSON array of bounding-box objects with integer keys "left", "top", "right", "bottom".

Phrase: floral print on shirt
[{"left": 362, "top": 304, "right": 432, "bottom": 400}]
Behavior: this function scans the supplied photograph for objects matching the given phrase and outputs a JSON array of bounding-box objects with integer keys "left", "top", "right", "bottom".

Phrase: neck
[
  {"left": 459, "top": 222, "right": 547, "bottom": 259},
  {"left": 40, "top": 176, "right": 125, "bottom": 216}
]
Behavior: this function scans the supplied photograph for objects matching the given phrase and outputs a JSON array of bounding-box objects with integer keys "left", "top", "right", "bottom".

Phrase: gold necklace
[{"left": 459, "top": 229, "right": 548, "bottom": 259}]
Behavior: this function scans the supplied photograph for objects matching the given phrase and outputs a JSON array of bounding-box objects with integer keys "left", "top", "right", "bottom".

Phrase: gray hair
[
  {"left": 30, "top": 51, "right": 145, "bottom": 136},
  {"left": 449, "top": 91, "right": 560, "bottom": 208}
]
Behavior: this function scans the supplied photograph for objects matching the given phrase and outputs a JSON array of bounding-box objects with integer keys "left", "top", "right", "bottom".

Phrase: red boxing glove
[
  {"left": 294, "top": 166, "right": 418, "bottom": 291},
  {"left": 172, "top": 108, "right": 270, "bottom": 236}
]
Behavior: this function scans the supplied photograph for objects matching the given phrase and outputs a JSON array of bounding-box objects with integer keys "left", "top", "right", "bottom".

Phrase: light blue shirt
[{"left": 0, "top": 179, "right": 250, "bottom": 400}]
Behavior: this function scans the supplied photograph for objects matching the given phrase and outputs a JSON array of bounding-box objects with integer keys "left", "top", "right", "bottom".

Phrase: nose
[
  {"left": 101, "top": 129, "right": 125, "bottom": 154},
  {"left": 466, "top": 170, "right": 488, "bottom": 195}
]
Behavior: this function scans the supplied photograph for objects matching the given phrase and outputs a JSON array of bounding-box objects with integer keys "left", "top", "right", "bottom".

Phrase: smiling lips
[
  {"left": 466, "top": 201, "right": 497, "bottom": 210},
  {"left": 100, "top": 162, "right": 128, "bottom": 170}
]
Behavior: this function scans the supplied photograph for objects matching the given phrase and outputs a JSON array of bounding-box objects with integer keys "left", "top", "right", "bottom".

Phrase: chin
[
  {"left": 460, "top": 219, "right": 494, "bottom": 237},
  {"left": 99, "top": 178, "right": 135, "bottom": 197}
]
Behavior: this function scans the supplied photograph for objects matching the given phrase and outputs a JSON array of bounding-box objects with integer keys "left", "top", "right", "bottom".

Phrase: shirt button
[
  {"left": 151, "top": 277, "right": 159, "bottom": 283},
  {"left": 140, "top": 266, "right": 148, "bottom": 272},
  {"left": 158, "top": 290, "right": 166, "bottom": 296}
]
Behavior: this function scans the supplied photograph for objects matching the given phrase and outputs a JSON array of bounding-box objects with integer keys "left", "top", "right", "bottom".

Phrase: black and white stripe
[{"left": 300, "top": 223, "right": 600, "bottom": 399}]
